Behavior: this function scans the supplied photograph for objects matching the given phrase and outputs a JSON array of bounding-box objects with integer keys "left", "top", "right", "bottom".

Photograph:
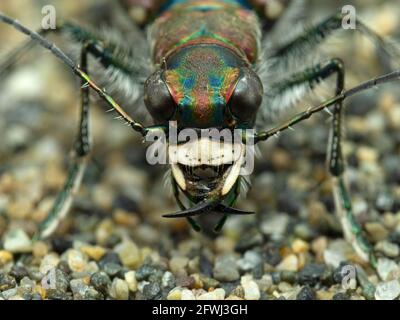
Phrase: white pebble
[
  {"left": 375, "top": 280, "right": 400, "bottom": 300},
  {"left": 241, "top": 275, "right": 260, "bottom": 300}
]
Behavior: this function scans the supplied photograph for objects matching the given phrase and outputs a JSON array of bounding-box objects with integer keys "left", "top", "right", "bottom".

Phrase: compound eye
[
  {"left": 144, "top": 70, "right": 176, "bottom": 123},
  {"left": 229, "top": 67, "right": 263, "bottom": 123}
]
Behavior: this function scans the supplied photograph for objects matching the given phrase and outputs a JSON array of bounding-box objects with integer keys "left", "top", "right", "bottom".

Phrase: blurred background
[{"left": 0, "top": 0, "right": 399, "bottom": 300}]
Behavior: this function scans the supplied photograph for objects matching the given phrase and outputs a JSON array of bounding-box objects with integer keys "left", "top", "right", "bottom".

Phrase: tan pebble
[
  {"left": 0, "top": 174, "right": 16, "bottom": 193},
  {"left": 167, "top": 288, "right": 182, "bottom": 300},
  {"left": 316, "top": 290, "right": 334, "bottom": 300},
  {"left": 125, "top": 271, "right": 138, "bottom": 292},
  {"left": 383, "top": 213, "right": 397, "bottom": 230},
  {"left": 6, "top": 200, "right": 33, "bottom": 220},
  {"left": 33, "top": 241, "right": 48, "bottom": 258},
  {"left": 311, "top": 237, "right": 328, "bottom": 255},
  {"left": 271, "top": 149, "right": 291, "bottom": 170},
  {"left": 215, "top": 236, "right": 235, "bottom": 253},
  {"left": 291, "top": 239, "right": 309, "bottom": 254},
  {"left": 93, "top": 185, "right": 114, "bottom": 210},
  {"left": 116, "top": 241, "right": 142, "bottom": 269},
  {"left": 356, "top": 147, "right": 378, "bottom": 164},
  {"left": 95, "top": 219, "right": 114, "bottom": 245},
  {"left": 66, "top": 249, "right": 88, "bottom": 273},
  {"left": 44, "top": 164, "right": 65, "bottom": 189},
  {"left": 190, "top": 273, "right": 204, "bottom": 289},
  {"left": 80, "top": 245, "right": 107, "bottom": 261},
  {"left": 109, "top": 278, "right": 129, "bottom": 300},
  {"left": 0, "top": 250, "right": 13, "bottom": 266},
  {"left": 169, "top": 256, "right": 189, "bottom": 275},
  {"left": 365, "top": 222, "right": 389, "bottom": 242},
  {"left": 388, "top": 106, "right": 400, "bottom": 130},
  {"left": 112, "top": 209, "right": 139, "bottom": 227},
  {"left": 276, "top": 254, "right": 299, "bottom": 272}
]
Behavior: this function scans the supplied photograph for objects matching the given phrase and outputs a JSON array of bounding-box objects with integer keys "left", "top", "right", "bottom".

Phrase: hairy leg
[
  {"left": 259, "top": 58, "right": 378, "bottom": 266},
  {"left": 35, "top": 45, "right": 92, "bottom": 239}
]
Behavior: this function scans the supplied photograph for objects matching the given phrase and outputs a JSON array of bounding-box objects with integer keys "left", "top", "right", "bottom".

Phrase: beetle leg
[
  {"left": 268, "top": 12, "right": 398, "bottom": 70},
  {"left": 0, "top": 13, "right": 147, "bottom": 135},
  {"left": 325, "top": 60, "right": 378, "bottom": 268},
  {"left": 258, "top": 58, "right": 378, "bottom": 267},
  {"left": 35, "top": 44, "right": 92, "bottom": 240}
]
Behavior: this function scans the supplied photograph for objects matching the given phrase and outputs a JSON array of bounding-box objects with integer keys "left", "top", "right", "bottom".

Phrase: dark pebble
[
  {"left": 277, "top": 191, "right": 300, "bottom": 215},
  {"left": 90, "top": 271, "right": 111, "bottom": 295},
  {"left": 271, "top": 272, "right": 281, "bottom": 284},
  {"left": 0, "top": 274, "right": 16, "bottom": 291},
  {"left": 333, "top": 292, "right": 350, "bottom": 300},
  {"left": 235, "top": 230, "right": 263, "bottom": 252},
  {"left": 113, "top": 195, "right": 140, "bottom": 214},
  {"left": 296, "top": 286, "right": 316, "bottom": 300},
  {"left": 99, "top": 252, "right": 121, "bottom": 266},
  {"left": 136, "top": 264, "right": 162, "bottom": 282},
  {"left": 54, "top": 269, "right": 70, "bottom": 292},
  {"left": 199, "top": 254, "right": 213, "bottom": 277},
  {"left": 143, "top": 283, "right": 161, "bottom": 300},
  {"left": 280, "top": 271, "right": 298, "bottom": 284},
  {"left": 298, "top": 264, "right": 327, "bottom": 286},
  {"left": 10, "top": 265, "right": 29, "bottom": 281},
  {"left": 388, "top": 231, "right": 400, "bottom": 246},
  {"left": 101, "top": 262, "right": 123, "bottom": 277},
  {"left": 57, "top": 260, "right": 71, "bottom": 275},
  {"left": 263, "top": 243, "right": 282, "bottom": 266},
  {"left": 51, "top": 237, "right": 73, "bottom": 254}
]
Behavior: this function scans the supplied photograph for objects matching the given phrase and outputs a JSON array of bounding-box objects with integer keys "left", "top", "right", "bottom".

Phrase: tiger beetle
[{"left": 0, "top": 0, "right": 400, "bottom": 271}]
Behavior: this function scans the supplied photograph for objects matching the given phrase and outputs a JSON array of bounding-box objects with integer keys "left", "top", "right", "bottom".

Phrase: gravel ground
[{"left": 0, "top": 0, "right": 400, "bottom": 300}]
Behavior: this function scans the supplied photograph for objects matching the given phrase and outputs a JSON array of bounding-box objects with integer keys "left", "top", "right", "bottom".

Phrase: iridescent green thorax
[
  {"left": 165, "top": 45, "right": 244, "bottom": 128},
  {"left": 150, "top": 0, "right": 260, "bottom": 128},
  {"left": 151, "top": 0, "right": 260, "bottom": 65}
]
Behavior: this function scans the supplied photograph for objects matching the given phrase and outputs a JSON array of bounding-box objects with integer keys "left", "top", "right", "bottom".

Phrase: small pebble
[
  {"left": 80, "top": 245, "right": 107, "bottom": 261},
  {"left": 3, "top": 229, "right": 32, "bottom": 253},
  {"left": 143, "top": 283, "right": 161, "bottom": 299},
  {"left": 109, "top": 278, "right": 129, "bottom": 300},
  {"left": 375, "top": 280, "right": 400, "bottom": 300},
  {"left": 169, "top": 256, "right": 189, "bottom": 275},
  {"left": 90, "top": 271, "right": 111, "bottom": 294},
  {"left": 375, "top": 241, "right": 400, "bottom": 258},
  {"left": 376, "top": 258, "right": 400, "bottom": 281},
  {"left": 0, "top": 250, "right": 13, "bottom": 266},
  {"left": 241, "top": 275, "right": 260, "bottom": 300},
  {"left": 115, "top": 240, "right": 142, "bottom": 269},
  {"left": 276, "top": 254, "right": 299, "bottom": 272},
  {"left": 197, "top": 288, "right": 225, "bottom": 300},
  {"left": 124, "top": 271, "right": 138, "bottom": 292},
  {"left": 296, "top": 286, "right": 316, "bottom": 300},
  {"left": 365, "top": 222, "right": 389, "bottom": 242},
  {"left": 181, "top": 288, "right": 196, "bottom": 300},
  {"left": 65, "top": 249, "right": 88, "bottom": 273},
  {"left": 292, "top": 239, "right": 310, "bottom": 254},
  {"left": 213, "top": 255, "right": 240, "bottom": 282}
]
